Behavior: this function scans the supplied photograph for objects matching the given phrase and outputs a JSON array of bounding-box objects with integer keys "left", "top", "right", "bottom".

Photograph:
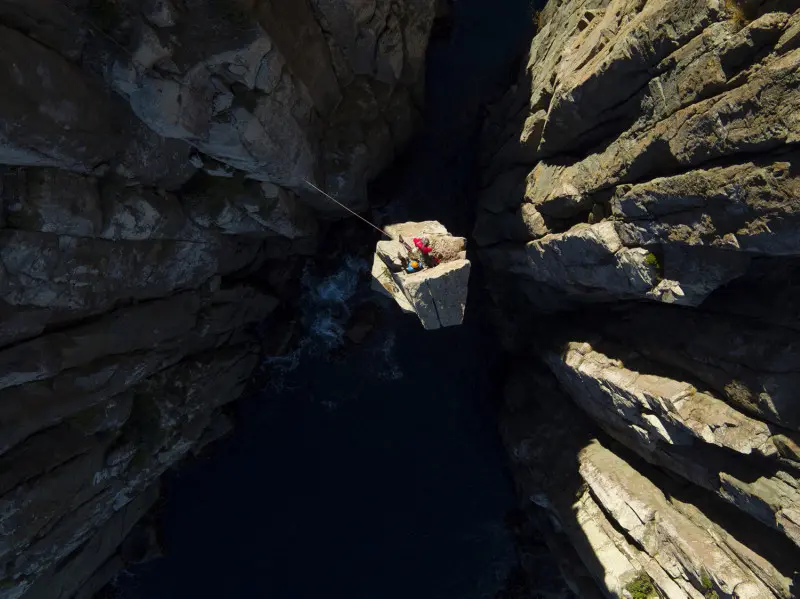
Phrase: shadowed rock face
[
  {"left": 0, "top": 0, "right": 435, "bottom": 596},
  {"left": 0, "top": 0, "right": 434, "bottom": 206},
  {"left": 482, "top": 0, "right": 800, "bottom": 596}
]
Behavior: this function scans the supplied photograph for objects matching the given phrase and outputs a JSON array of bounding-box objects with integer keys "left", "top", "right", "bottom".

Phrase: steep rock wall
[
  {"left": 0, "top": 0, "right": 435, "bottom": 597},
  {"left": 480, "top": 0, "right": 800, "bottom": 596}
]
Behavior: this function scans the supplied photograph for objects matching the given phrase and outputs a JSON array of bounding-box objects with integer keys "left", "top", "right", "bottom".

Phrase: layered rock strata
[
  {"left": 371, "top": 220, "right": 470, "bottom": 329},
  {"left": 0, "top": 0, "right": 436, "bottom": 596},
  {"left": 482, "top": 0, "right": 800, "bottom": 595}
]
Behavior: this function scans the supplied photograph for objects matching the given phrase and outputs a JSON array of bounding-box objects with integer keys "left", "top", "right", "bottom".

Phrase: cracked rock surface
[
  {"left": 482, "top": 0, "right": 800, "bottom": 595},
  {"left": 0, "top": 0, "right": 435, "bottom": 596},
  {"left": 371, "top": 220, "right": 470, "bottom": 329}
]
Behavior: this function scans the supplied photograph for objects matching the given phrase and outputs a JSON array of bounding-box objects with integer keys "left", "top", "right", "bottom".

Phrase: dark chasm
[{"left": 112, "top": 1, "right": 561, "bottom": 599}]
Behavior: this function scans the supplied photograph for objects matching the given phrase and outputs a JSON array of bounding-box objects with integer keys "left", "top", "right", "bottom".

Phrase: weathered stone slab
[{"left": 372, "top": 221, "right": 470, "bottom": 329}]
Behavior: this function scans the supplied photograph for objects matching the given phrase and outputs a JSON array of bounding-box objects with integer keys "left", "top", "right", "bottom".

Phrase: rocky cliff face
[
  {"left": 481, "top": 0, "right": 800, "bottom": 596},
  {"left": 4, "top": 0, "right": 799, "bottom": 596},
  {"left": 0, "top": 1, "right": 435, "bottom": 596}
]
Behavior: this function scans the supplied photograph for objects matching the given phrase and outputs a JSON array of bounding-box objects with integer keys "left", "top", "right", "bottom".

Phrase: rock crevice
[
  {"left": 0, "top": 0, "right": 437, "bottom": 596},
  {"left": 483, "top": 0, "right": 800, "bottom": 595}
]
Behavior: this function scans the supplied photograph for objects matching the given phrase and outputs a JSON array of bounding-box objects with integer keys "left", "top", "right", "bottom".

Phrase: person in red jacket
[{"left": 413, "top": 237, "right": 440, "bottom": 267}]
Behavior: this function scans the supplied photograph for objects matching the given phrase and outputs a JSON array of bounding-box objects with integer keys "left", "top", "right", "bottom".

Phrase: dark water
[{"left": 118, "top": 1, "right": 536, "bottom": 597}]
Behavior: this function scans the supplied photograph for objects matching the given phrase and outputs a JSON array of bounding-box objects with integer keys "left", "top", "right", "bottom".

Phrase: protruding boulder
[{"left": 371, "top": 221, "right": 470, "bottom": 329}]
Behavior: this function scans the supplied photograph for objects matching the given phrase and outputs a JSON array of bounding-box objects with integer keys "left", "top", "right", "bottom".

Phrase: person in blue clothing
[
  {"left": 405, "top": 258, "right": 422, "bottom": 273},
  {"left": 398, "top": 251, "right": 422, "bottom": 273}
]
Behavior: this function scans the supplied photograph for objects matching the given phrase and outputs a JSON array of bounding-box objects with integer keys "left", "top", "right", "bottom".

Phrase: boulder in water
[{"left": 371, "top": 221, "right": 470, "bottom": 329}]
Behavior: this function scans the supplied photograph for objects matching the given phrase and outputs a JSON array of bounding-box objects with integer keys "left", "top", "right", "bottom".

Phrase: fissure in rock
[{"left": 2, "top": 0, "right": 800, "bottom": 598}]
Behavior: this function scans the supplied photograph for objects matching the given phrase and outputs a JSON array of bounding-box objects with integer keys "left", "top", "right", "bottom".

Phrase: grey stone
[
  {"left": 0, "top": 293, "right": 202, "bottom": 391},
  {"left": 544, "top": 341, "right": 800, "bottom": 549},
  {"left": 579, "top": 442, "right": 783, "bottom": 599},
  {"left": 398, "top": 259, "right": 471, "bottom": 329},
  {"left": 0, "top": 1, "right": 438, "bottom": 596},
  {"left": 20, "top": 484, "right": 159, "bottom": 599},
  {"left": 500, "top": 365, "right": 799, "bottom": 599},
  {"left": 0, "top": 230, "right": 259, "bottom": 313},
  {"left": 0, "top": 285, "right": 276, "bottom": 457},
  {"left": 524, "top": 223, "right": 660, "bottom": 301},
  {"left": 99, "top": 0, "right": 435, "bottom": 205},
  {"left": 372, "top": 221, "right": 470, "bottom": 329},
  {"left": 593, "top": 302, "right": 800, "bottom": 431},
  {"left": 112, "top": 29, "right": 320, "bottom": 190},
  {"left": 0, "top": 0, "right": 85, "bottom": 61},
  {"left": 311, "top": 0, "right": 435, "bottom": 89},
  {"left": 181, "top": 178, "right": 319, "bottom": 240},
  {"left": 143, "top": 0, "right": 178, "bottom": 28},
  {"left": 483, "top": 1, "right": 800, "bottom": 597},
  {"left": 613, "top": 155, "right": 800, "bottom": 256},
  {"left": 0, "top": 26, "right": 119, "bottom": 172}
]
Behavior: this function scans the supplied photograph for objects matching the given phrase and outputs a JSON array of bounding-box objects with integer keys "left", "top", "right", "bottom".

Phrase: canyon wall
[
  {"left": 0, "top": 0, "right": 436, "bottom": 596},
  {"left": 480, "top": 0, "right": 800, "bottom": 596},
  {"left": 3, "top": 0, "right": 798, "bottom": 596}
]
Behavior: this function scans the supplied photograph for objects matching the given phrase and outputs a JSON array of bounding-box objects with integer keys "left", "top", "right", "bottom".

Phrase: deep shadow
[
  {"left": 369, "top": 0, "right": 536, "bottom": 235},
  {"left": 119, "top": 306, "right": 518, "bottom": 599},
  {"left": 735, "top": 0, "right": 798, "bottom": 20},
  {"left": 115, "top": 0, "right": 540, "bottom": 598},
  {"left": 497, "top": 360, "right": 605, "bottom": 598}
]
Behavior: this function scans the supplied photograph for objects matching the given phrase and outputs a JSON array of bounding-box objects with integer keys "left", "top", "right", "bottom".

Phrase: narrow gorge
[{"left": 0, "top": 0, "right": 798, "bottom": 598}]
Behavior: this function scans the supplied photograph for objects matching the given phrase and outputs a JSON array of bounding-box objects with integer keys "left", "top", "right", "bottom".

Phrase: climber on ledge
[
  {"left": 405, "top": 258, "right": 422, "bottom": 273},
  {"left": 413, "top": 237, "right": 440, "bottom": 268},
  {"left": 395, "top": 250, "right": 422, "bottom": 273}
]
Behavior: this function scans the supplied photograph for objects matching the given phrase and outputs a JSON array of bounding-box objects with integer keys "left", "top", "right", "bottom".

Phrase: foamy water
[
  {"left": 303, "top": 255, "right": 367, "bottom": 352},
  {"left": 259, "top": 254, "right": 403, "bottom": 396}
]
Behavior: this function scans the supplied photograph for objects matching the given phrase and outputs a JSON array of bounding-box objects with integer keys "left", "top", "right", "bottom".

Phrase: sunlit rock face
[{"left": 481, "top": 0, "right": 800, "bottom": 596}]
